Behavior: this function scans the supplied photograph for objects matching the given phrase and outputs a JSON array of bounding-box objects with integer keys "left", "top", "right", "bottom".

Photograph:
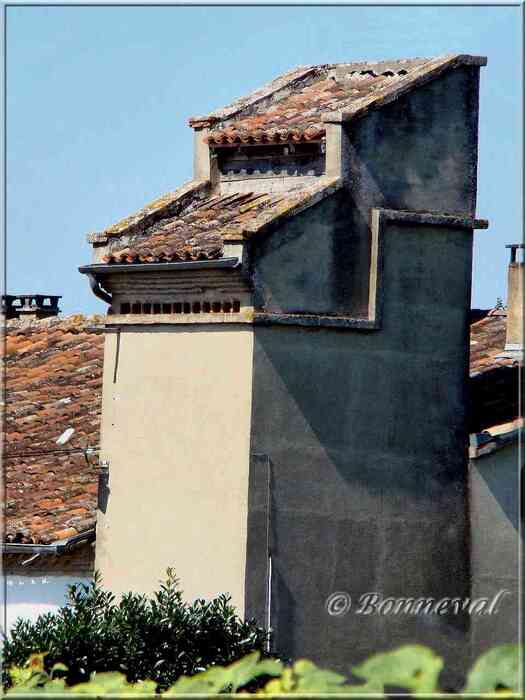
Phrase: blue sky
[{"left": 6, "top": 4, "right": 522, "bottom": 316}]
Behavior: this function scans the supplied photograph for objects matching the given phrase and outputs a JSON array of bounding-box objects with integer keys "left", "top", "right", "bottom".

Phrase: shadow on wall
[
  {"left": 248, "top": 219, "right": 474, "bottom": 685},
  {"left": 469, "top": 365, "right": 520, "bottom": 434}
]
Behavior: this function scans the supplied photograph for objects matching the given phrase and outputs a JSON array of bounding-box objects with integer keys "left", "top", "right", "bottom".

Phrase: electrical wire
[{"left": 4, "top": 446, "right": 100, "bottom": 459}]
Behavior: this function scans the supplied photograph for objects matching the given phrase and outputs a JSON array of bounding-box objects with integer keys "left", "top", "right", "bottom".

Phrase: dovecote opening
[
  {"left": 118, "top": 299, "right": 244, "bottom": 316},
  {"left": 216, "top": 142, "right": 325, "bottom": 184}
]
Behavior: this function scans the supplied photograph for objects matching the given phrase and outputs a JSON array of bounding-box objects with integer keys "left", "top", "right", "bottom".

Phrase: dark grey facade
[{"left": 245, "top": 66, "right": 484, "bottom": 688}]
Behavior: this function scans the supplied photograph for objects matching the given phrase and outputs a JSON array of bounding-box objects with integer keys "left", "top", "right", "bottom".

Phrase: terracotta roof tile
[
  {"left": 88, "top": 180, "right": 210, "bottom": 242},
  {"left": 91, "top": 56, "right": 487, "bottom": 265},
  {"left": 194, "top": 55, "right": 486, "bottom": 146},
  {"left": 3, "top": 315, "right": 104, "bottom": 544},
  {"left": 102, "top": 178, "right": 342, "bottom": 264},
  {"left": 469, "top": 310, "right": 514, "bottom": 375}
]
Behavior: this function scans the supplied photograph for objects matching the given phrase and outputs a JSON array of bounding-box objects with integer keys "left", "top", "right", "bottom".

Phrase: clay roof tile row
[
  {"left": 199, "top": 55, "right": 485, "bottom": 146},
  {"left": 3, "top": 316, "right": 104, "bottom": 544},
  {"left": 102, "top": 179, "right": 341, "bottom": 264}
]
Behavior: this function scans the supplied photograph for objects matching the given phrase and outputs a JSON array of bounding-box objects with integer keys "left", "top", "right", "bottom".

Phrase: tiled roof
[
  {"left": 90, "top": 54, "right": 487, "bottom": 265},
  {"left": 189, "top": 54, "right": 486, "bottom": 146},
  {"left": 3, "top": 315, "right": 104, "bottom": 544},
  {"left": 469, "top": 309, "right": 517, "bottom": 376},
  {"left": 102, "top": 178, "right": 342, "bottom": 264},
  {"left": 469, "top": 310, "right": 521, "bottom": 433},
  {"left": 87, "top": 180, "right": 210, "bottom": 243}
]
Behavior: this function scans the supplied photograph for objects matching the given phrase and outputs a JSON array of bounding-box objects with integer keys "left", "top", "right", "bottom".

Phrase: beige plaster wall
[{"left": 95, "top": 325, "right": 254, "bottom": 613}]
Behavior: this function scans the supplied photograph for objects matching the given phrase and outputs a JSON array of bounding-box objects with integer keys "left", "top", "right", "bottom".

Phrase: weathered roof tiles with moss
[
  {"left": 101, "top": 178, "right": 342, "bottom": 264},
  {"left": 190, "top": 54, "right": 486, "bottom": 146},
  {"left": 3, "top": 315, "right": 104, "bottom": 544}
]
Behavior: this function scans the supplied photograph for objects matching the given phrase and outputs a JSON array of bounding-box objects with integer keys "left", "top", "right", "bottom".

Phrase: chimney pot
[
  {"left": 1, "top": 294, "right": 62, "bottom": 320},
  {"left": 504, "top": 245, "right": 524, "bottom": 353}
]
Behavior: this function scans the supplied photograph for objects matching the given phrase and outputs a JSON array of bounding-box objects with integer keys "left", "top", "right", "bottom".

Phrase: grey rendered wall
[
  {"left": 342, "top": 64, "right": 480, "bottom": 316},
  {"left": 250, "top": 66, "right": 480, "bottom": 320},
  {"left": 247, "top": 219, "right": 474, "bottom": 688},
  {"left": 250, "top": 191, "right": 357, "bottom": 316},
  {"left": 469, "top": 443, "right": 521, "bottom": 660}
]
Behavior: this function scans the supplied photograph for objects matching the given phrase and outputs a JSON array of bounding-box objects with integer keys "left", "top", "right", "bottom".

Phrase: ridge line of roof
[
  {"left": 4, "top": 313, "right": 105, "bottom": 330},
  {"left": 190, "top": 55, "right": 486, "bottom": 133},
  {"left": 322, "top": 54, "right": 487, "bottom": 124},
  {"left": 87, "top": 179, "right": 211, "bottom": 244},
  {"left": 376, "top": 208, "right": 489, "bottom": 229},
  {"left": 188, "top": 64, "right": 326, "bottom": 129},
  {"left": 189, "top": 59, "right": 431, "bottom": 129}
]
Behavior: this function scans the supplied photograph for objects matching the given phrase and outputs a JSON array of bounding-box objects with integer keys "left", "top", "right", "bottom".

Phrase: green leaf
[
  {"left": 222, "top": 651, "right": 283, "bottom": 691},
  {"left": 464, "top": 644, "right": 522, "bottom": 694},
  {"left": 8, "top": 666, "right": 34, "bottom": 688},
  {"left": 262, "top": 667, "right": 295, "bottom": 694},
  {"left": 353, "top": 644, "right": 443, "bottom": 693},
  {"left": 164, "top": 666, "right": 229, "bottom": 695},
  {"left": 26, "top": 653, "right": 47, "bottom": 673},
  {"left": 260, "top": 658, "right": 383, "bottom": 695},
  {"left": 67, "top": 671, "right": 145, "bottom": 694},
  {"left": 50, "top": 662, "right": 68, "bottom": 677},
  {"left": 293, "top": 659, "right": 348, "bottom": 693},
  {"left": 338, "top": 681, "right": 384, "bottom": 695},
  {"left": 7, "top": 664, "right": 49, "bottom": 692},
  {"left": 164, "top": 652, "right": 283, "bottom": 695},
  {"left": 37, "top": 677, "right": 68, "bottom": 694}
]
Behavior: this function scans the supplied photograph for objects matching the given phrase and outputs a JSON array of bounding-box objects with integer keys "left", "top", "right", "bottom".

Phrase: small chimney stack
[
  {"left": 1, "top": 294, "right": 61, "bottom": 321},
  {"left": 504, "top": 244, "right": 524, "bottom": 354}
]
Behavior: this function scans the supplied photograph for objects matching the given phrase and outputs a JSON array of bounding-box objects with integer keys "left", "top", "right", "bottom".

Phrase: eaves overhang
[
  {"left": 79, "top": 258, "right": 242, "bottom": 306},
  {"left": 78, "top": 257, "right": 241, "bottom": 276},
  {"left": 2, "top": 528, "right": 96, "bottom": 556}
]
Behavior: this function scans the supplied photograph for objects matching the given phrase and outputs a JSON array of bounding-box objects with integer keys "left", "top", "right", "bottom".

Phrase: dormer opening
[{"left": 212, "top": 141, "right": 325, "bottom": 194}]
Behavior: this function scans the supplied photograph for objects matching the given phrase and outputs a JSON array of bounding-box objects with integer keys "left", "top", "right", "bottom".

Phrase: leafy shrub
[
  {"left": 2, "top": 570, "right": 270, "bottom": 691},
  {"left": 4, "top": 644, "right": 522, "bottom": 696}
]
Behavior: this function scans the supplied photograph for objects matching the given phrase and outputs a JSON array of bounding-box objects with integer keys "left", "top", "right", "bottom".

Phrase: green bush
[
  {"left": 4, "top": 644, "right": 522, "bottom": 696},
  {"left": 2, "top": 570, "right": 270, "bottom": 691}
]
